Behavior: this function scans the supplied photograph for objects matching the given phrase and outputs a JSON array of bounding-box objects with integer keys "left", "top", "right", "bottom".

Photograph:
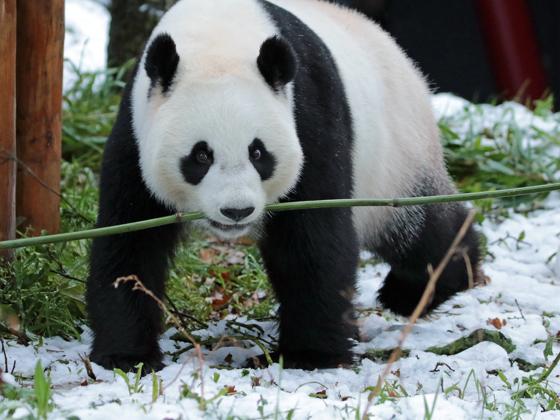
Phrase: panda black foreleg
[
  {"left": 376, "top": 202, "right": 481, "bottom": 316},
  {"left": 259, "top": 208, "right": 359, "bottom": 368},
  {"left": 87, "top": 221, "right": 181, "bottom": 373},
  {"left": 86, "top": 87, "right": 183, "bottom": 373}
]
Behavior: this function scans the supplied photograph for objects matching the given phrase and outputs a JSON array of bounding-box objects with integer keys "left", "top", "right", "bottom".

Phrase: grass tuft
[
  {"left": 440, "top": 96, "right": 559, "bottom": 213},
  {"left": 62, "top": 61, "right": 132, "bottom": 169}
]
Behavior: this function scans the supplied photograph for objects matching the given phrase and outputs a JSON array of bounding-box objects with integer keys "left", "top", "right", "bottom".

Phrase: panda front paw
[
  {"left": 246, "top": 350, "right": 353, "bottom": 370},
  {"left": 90, "top": 352, "right": 164, "bottom": 375}
]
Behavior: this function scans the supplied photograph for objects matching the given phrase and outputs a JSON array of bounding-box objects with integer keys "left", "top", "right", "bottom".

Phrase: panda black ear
[
  {"left": 257, "top": 36, "right": 297, "bottom": 91},
  {"left": 145, "top": 33, "right": 180, "bottom": 94}
]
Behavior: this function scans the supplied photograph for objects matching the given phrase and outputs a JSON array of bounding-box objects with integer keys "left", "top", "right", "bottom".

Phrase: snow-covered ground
[
  {"left": 1, "top": 183, "right": 559, "bottom": 418},
  {"left": 2, "top": 2, "right": 554, "bottom": 419}
]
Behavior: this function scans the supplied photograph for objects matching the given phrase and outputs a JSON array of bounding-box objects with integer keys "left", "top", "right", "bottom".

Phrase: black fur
[
  {"left": 257, "top": 36, "right": 298, "bottom": 91},
  {"left": 86, "top": 65, "right": 183, "bottom": 373},
  {"left": 145, "top": 33, "right": 180, "bottom": 94},
  {"left": 374, "top": 184, "right": 481, "bottom": 316},
  {"left": 180, "top": 141, "right": 214, "bottom": 185},
  {"left": 258, "top": 1, "right": 358, "bottom": 368},
  {"left": 249, "top": 138, "right": 276, "bottom": 181}
]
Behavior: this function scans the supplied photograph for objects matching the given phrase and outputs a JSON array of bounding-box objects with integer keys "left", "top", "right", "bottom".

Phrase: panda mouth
[{"left": 208, "top": 220, "right": 249, "bottom": 232}]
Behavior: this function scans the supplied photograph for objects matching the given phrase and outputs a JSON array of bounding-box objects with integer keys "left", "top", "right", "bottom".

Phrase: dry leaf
[
  {"left": 224, "top": 385, "right": 237, "bottom": 395},
  {"left": 251, "top": 376, "right": 261, "bottom": 388},
  {"left": 199, "top": 248, "right": 217, "bottom": 263},
  {"left": 487, "top": 318, "right": 505, "bottom": 329},
  {"left": 309, "top": 389, "right": 328, "bottom": 399},
  {"left": 236, "top": 236, "right": 255, "bottom": 246},
  {"left": 80, "top": 354, "right": 97, "bottom": 381},
  {"left": 211, "top": 289, "right": 231, "bottom": 310}
]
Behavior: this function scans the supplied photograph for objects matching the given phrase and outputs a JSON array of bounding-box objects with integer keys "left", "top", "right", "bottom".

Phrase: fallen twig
[
  {"left": 361, "top": 210, "right": 477, "bottom": 419},
  {"left": 113, "top": 275, "right": 205, "bottom": 396}
]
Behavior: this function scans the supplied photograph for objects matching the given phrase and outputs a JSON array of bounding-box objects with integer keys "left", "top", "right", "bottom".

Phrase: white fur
[
  {"left": 131, "top": 0, "right": 302, "bottom": 237},
  {"left": 132, "top": 0, "right": 444, "bottom": 242}
]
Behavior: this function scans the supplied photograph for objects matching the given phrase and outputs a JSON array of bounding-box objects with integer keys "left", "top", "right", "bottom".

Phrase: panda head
[{"left": 132, "top": 33, "right": 303, "bottom": 239}]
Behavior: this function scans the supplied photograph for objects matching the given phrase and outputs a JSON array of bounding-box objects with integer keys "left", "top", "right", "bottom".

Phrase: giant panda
[{"left": 86, "top": 0, "right": 481, "bottom": 372}]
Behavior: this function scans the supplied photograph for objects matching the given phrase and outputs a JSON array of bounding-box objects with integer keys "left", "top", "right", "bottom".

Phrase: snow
[
  {"left": 64, "top": 0, "right": 110, "bottom": 88},
  {"left": 5, "top": 3, "right": 556, "bottom": 418}
]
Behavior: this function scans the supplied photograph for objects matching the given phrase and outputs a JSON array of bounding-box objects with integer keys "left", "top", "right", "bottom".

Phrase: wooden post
[
  {"left": 0, "top": 0, "right": 17, "bottom": 259},
  {"left": 16, "top": 0, "right": 65, "bottom": 235}
]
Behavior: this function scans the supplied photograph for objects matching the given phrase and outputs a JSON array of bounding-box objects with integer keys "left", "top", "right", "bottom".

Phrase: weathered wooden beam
[
  {"left": 0, "top": 0, "right": 17, "bottom": 259},
  {"left": 16, "top": 0, "right": 65, "bottom": 235}
]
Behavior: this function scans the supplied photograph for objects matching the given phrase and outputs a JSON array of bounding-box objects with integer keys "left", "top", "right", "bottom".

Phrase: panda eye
[
  {"left": 250, "top": 147, "right": 262, "bottom": 161},
  {"left": 248, "top": 138, "right": 275, "bottom": 180},
  {"left": 196, "top": 150, "right": 211, "bottom": 165}
]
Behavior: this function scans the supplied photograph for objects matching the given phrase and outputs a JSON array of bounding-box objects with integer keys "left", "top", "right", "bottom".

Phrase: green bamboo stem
[{"left": 1, "top": 182, "right": 559, "bottom": 250}]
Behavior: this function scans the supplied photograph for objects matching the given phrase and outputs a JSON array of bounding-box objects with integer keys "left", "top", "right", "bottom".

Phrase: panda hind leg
[{"left": 374, "top": 202, "right": 481, "bottom": 317}]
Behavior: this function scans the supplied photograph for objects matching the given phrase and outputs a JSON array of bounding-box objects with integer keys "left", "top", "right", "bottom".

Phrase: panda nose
[{"left": 220, "top": 207, "right": 255, "bottom": 222}]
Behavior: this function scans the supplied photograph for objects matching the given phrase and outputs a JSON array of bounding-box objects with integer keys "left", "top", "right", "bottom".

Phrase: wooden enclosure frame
[{"left": 0, "top": 0, "right": 64, "bottom": 259}]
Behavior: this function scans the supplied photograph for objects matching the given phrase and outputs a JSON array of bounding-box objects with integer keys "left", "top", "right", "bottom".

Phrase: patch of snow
[
  {"left": 64, "top": 0, "right": 110, "bottom": 88},
  {"left": 431, "top": 93, "right": 470, "bottom": 119},
  {"left": 434, "top": 93, "right": 560, "bottom": 175},
  {"left": 556, "top": 247, "right": 560, "bottom": 278}
]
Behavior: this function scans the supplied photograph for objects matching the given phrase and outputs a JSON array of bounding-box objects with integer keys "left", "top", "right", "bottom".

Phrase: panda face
[
  {"left": 133, "top": 33, "right": 302, "bottom": 239},
  {"left": 136, "top": 77, "right": 303, "bottom": 239}
]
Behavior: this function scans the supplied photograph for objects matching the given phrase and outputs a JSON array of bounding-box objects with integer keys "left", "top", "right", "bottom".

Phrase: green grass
[
  {"left": 440, "top": 96, "right": 560, "bottom": 213},
  {"left": 114, "top": 363, "right": 146, "bottom": 395},
  {"left": 0, "top": 63, "right": 558, "bottom": 345},
  {"left": 62, "top": 61, "right": 132, "bottom": 169},
  {"left": 0, "top": 160, "right": 99, "bottom": 339},
  {"left": 167, "top": 234, "right": 274, "bottom": 330},
  {"left": 0, "top": 360, "right": 54, "bottom": 419}
]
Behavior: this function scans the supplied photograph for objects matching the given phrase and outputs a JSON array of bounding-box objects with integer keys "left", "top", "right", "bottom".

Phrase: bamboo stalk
[
  {"left": 0, "top": 182, "right": 559, "bottom": 251},
  {"left": 266, "top": 182, "right": 560, "bottom": 211},
  {"left": 0, "top": 0, "right": 17, "bottom": 261}
]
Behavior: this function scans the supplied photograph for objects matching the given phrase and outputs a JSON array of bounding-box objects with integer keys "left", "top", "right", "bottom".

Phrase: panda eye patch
[
  {"left": 249, "top": 138, "right": 276, "bottom": 181},
  {"left": 180, "top": 141, "right": 214, "bottom": 185}
]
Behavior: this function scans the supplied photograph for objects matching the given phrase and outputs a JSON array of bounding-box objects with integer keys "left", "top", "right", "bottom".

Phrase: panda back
[{"left": 265, "top": 0, "right": 446, "bottom": 241}]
